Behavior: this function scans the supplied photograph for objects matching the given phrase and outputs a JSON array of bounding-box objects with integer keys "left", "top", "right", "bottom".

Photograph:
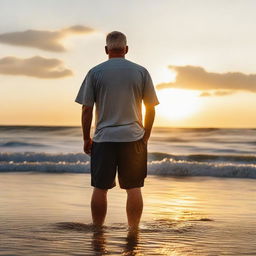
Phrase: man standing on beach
[{"left": 75, "top": 31, "right": 159, "bottom": 229}]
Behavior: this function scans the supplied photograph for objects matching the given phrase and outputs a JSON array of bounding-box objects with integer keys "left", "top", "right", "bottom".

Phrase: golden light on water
[{"left": 157, "top": 88, "right": 202, "bottom": 120}]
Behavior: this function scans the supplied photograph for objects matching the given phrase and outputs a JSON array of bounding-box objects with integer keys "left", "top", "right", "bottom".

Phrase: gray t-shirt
[{"left": 75, "top": 57, "right": 159, "bottom": 142}]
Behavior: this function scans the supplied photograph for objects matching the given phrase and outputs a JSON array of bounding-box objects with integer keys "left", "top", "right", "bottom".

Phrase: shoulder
[
  {"left": 89, "top": 60, "right": 109, "bottom": 74},
  {"left": 87, "top": 59, "right": 150, "bottom": 76},
  {"left": 126, "top": 60, "right": 154, "bottom": 83},
  {"left": 124, "top": 59, "right": 148, "bottom": 73}
]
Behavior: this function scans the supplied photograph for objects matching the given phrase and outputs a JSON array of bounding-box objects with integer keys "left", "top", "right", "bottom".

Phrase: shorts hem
[
  {"left": 119, "top": 182, "right": 145, "bottom": 190},
  {"left": 91, "top": 182, "right": 116, "bottom": 190}
]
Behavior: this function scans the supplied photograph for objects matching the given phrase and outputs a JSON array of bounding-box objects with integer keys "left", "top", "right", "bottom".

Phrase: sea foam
[{"left": 1, "top": 152, "right": 256, "bottom": 178}]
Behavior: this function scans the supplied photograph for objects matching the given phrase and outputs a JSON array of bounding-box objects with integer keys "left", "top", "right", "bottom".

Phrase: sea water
[
  {"left": 0, "top": 126, "right": 256, "bottom": 256},
  {"left": 1, "top": 126, "right": 256, "bottom": 178}
]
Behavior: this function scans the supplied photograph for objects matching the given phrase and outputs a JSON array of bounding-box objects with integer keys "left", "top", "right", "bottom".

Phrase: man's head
[{"left": 105, "top": 31, "right": 128, "bottom": 57}]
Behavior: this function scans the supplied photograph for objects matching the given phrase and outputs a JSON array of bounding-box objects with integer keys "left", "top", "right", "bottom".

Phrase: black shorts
[{"left": 90, "top": 138, "right": 147, "bottom": 189}]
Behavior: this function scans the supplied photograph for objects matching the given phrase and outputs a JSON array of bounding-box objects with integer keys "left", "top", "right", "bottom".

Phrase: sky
[{"left": 0, "top": 0, "right": 256, "bottom": 127}]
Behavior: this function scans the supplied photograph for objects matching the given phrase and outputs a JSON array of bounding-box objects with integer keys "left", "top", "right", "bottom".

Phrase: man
[{"left": 75, "top": 31, "right": 159, "bottom": 230}]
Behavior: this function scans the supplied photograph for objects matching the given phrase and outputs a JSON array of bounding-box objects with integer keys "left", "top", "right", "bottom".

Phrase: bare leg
[
  {"left": 126, "top": 188, "right": 143, "bottom": 230},
  {"left": 91, "top": 188, "right": 108, "bottom": 227}
]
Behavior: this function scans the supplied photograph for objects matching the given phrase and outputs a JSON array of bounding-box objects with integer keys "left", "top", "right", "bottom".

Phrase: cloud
[
  {"left": 199, "top": 90, "right": 235, "bottom": 97},
  {"left": 0, "top": 56, "right": 73, "bottom": 79},
  {"left": 156, "top": 65, "right": 256, "bottom": 94},
  {"left": 0, "top": 25, "right": 95, "bottom": 52}
]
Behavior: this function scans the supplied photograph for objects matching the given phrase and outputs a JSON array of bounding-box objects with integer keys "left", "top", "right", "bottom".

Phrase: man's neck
[{"left": 108, "top": 54, "right": 125, "bottom": 59}]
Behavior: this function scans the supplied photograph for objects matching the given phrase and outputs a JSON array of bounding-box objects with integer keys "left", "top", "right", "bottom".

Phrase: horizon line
[{"left": 0, "top": 124, "right": 255, "bottom": 129}]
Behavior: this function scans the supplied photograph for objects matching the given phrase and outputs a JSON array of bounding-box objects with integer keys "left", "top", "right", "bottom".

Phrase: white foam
[
  {"left": 0, "top": 161, "right": 90, "bottom": 173},
  {"left": 148, "top": 158, "right": 256, "bottom": 178},
  {"left": 1, "top": 155, "right": 256, "bottom": 178}
]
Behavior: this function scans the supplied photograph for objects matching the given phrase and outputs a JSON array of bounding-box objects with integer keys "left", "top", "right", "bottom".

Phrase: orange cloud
[
  {"left": 157, "top": 65, "right": 256, "bottom": 94},
  {"left": 199, "top": 90, "right": 235, "bottom": 97},
  {"left": 0, "top": 25, "right": 95, "bottom": 52},
  {"left": 0, "top": 56, "right": 73, "bottom": 79}
]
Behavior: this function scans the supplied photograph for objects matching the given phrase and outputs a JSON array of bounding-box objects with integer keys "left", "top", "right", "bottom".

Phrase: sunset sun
[{"left": 157, "top": 88, "right": 201, "bottom": 120}]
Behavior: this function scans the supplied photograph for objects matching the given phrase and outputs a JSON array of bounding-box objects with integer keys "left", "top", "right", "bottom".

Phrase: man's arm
[
  {"left": 81, "top": 105, "right": 94, "bottom": 154},
  {"left": 142, "top": 105, "right": 155, "bottom": 144}
]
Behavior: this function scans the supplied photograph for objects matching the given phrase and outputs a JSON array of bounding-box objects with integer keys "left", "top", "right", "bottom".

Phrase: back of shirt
[{"left": 75, "top": 57, "right": 159, "bottom": 142}]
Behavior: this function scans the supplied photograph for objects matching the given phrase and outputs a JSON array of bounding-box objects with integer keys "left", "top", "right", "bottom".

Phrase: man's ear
[
  {"left": 105, "top": 46, "right": 109, "bottom": 55},
  {"left": 125, "top": 45, "right": 128, "bottom": 54}
]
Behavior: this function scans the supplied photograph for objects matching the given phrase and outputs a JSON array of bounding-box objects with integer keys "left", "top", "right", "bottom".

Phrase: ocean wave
[
  {"left": 173, "top": 153, "right": 256, "bottom": 163},
  {"left": 0, "top": 161, "right": 90, "bottom": 173},
  {"left": 0, "top": 125, "right": 78, "bottom": 132},
  {"left": 1, "top": 152, "right": 256, "bottom": 164},
  {"left": 150, "top": 152, "right": 256, "bottom": 163},
  {"left": 0, "top": 125, "right": 82, "bottom": 137},
  {"left": 0, "top": 152, "right": 90, "bottom": 162},
  {"left": 0, "top": 152, "right": 256, "bottom": 178},
  {"left": 148, "top": 158, "right": 256, "bottom": 179},
  {"left": 0, "top": 141, "right": 47, "bottom": 147}
]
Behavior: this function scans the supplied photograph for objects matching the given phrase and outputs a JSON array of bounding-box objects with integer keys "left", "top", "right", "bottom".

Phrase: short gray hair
[{"left": 106, "top": 31, "right": 127, "bottom": 51}]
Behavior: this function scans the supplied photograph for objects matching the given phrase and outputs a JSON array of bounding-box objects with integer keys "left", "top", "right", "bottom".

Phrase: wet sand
[{"left": 0, "top": 173, "right": 255, "bottom": 255}]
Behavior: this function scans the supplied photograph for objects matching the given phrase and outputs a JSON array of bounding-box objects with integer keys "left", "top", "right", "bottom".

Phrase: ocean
[
  {"left": 1, "top": 125, "right": 256, "bottom": 178},
  {"left": 0, "top": 125, "right": 256, "bottom": 255}
]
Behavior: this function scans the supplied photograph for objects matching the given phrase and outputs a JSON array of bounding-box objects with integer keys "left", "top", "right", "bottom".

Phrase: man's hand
[
  {"left": 142, "top": 134, "right": 149, "bottom": 145},
  {"left": 84, "top": 138, "right": 93, "bottom": 155}
]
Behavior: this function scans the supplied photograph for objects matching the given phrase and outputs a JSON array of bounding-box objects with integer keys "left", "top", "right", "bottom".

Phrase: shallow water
[{"left": 0, "top": 173, "right": 255, "bottom": 255}]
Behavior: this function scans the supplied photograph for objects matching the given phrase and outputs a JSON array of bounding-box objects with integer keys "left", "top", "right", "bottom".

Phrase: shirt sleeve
[
  {"left": 142, "top": 69, "right": 160, "bottom": 106},
  {"left": 74, "top": 70, "right": 95, "bottom": 107}
]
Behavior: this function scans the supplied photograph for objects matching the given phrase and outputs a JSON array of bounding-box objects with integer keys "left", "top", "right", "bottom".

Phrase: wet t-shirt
[{"left": 75, "top": 57, "right": 160, "bottom": 142}]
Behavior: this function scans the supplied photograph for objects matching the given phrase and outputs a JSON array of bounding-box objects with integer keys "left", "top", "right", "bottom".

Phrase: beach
[
  {"left": 2, "top": 0, "right": 256, "bottom": 255},
  {"left": 0, "top": 173, "right": 255, "bottom": 256},
  {"left": 2, "top": 0, "right": 256, "bottom": 254}
]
